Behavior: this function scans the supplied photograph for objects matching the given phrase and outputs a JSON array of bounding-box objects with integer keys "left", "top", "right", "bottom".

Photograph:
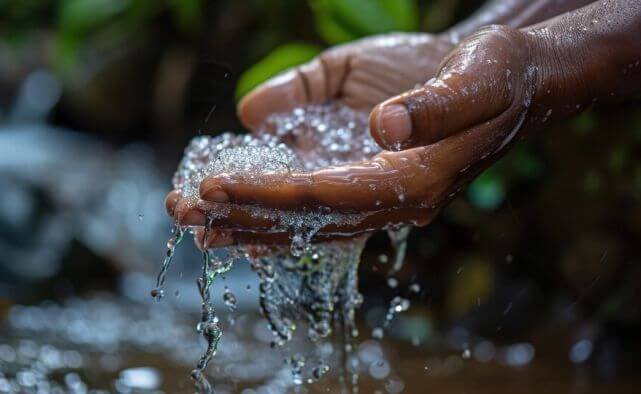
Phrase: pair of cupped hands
[{"left": 166, "top": 0, "right": 641, "bottom": 248}]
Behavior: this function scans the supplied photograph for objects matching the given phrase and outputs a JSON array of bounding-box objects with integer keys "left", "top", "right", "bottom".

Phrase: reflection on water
[{"left": 3, "top": 293, "right": 640, "bottom": 393}]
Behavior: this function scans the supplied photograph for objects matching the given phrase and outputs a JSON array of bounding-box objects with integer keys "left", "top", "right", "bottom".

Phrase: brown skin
[{"left": 167, "top": 0, "right": 641, "bottom": 248}]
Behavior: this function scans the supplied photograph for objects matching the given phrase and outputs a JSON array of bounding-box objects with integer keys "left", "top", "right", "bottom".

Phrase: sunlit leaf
[
  {"left": 309, "top": 0, "right": 419, "bottom": 44},
  {"left": 235, "top": 43, "right": 322, "bottom": 100},
  {"left": 313, "top": 12, "right": 360, "bottom": 44}
]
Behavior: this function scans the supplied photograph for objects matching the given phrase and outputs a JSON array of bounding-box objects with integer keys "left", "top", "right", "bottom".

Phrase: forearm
[
  {"left": 447, "top": 0, "right": 596, "bottom": 42},
  {"left": 525, "top": 0, "right": 641, "bottom": 125}
]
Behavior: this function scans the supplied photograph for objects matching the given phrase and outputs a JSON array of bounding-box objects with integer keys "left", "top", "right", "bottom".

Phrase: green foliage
[
  {"left": 235, "top": 0, "right": 418, "bottom": 99},
  {"left": 467, "top": 167, "right": 506, "bottom": 210},
  {"left": 235, "top": 43, "right": 322, "bottom": 100},
  {"left": 53, "top": 0, "right": 202, "bottom": 77},
  {"left": 58, "top": 0, "right": 130, "bottom": 34},
  {"left": 309, "top": 0, "right": 419, "bottom": 44}
]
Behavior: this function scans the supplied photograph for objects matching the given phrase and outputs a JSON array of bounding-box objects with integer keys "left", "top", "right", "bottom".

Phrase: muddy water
[{"left": 1, "top": 296, "right": 639, "bottom": 393}]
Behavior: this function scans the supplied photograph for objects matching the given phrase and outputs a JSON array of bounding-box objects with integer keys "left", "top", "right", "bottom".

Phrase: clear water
[{"left": 161, "top": 103, "right": 411, "bottom": 392}]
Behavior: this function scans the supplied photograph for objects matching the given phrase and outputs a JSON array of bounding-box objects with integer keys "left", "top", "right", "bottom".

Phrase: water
[
  {"left": 387, "top": 226, "right": 411, "bottom": 274},
  {"left": 151, "top": 225, "right": 185, "bottom": 301},
  {"left": 159, "top": 102, "right": 413, "bottom": 391}
]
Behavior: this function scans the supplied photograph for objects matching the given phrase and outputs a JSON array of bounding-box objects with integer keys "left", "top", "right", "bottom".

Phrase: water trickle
[
  {"left": 151, "top": 226, "right": 185, "bottom": 301},
  {"left": 387, "top": 227, "right": 411, "bottom": 274},
  {"left": 383, "top": 296, "right": 410, "bottom": 329}
]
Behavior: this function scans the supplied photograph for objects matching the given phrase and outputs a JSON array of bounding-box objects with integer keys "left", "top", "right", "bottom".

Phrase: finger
[
  {"left": 199, "top": 150, "right": 430, "bottom": 212},
  {"left": 178, "top": 193, "right": 435, "bottom": 236},
  {"left": 237, "top": 52, "right": 349, "bottom": 131},
  {"left": 369, "top": 28, "right": 521, "bottom": 150},
  {"left": 193, "top": 227, "right": 235, "bottom": 250},
  {"left": 165, "top": 190, "right": 182, "bottom": 216}
]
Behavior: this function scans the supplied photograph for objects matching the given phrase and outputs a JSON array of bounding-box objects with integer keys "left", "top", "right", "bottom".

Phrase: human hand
[{"left": 168, "top": 0, "right": 641, "bottom": 248}]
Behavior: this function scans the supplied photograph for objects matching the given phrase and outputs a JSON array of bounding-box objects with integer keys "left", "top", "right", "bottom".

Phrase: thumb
[{"left": 369, "top": 26, "right": 527, "bottom": 150}]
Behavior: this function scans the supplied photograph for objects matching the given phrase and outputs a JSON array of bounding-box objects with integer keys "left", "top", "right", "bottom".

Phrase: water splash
[
  {"left": 158, "top": 103, "right": 415, "bottom": 390},
  {"left": 387, "top": 226, "right": 411, "bottom": 274}
]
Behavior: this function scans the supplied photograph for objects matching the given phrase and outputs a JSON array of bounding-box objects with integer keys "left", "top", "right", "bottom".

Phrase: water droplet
[
  {"left": 390, "top": 296, "right": 410, "bottom": 313},
  {"left": 386, "top": 277, "right": 398, "bottom": 289},
  {"left": 223, "top": 289, "right": 237, "bottom": 311},
  {"left": 150, "top": 288, "right": 164, "bottom": 301}
]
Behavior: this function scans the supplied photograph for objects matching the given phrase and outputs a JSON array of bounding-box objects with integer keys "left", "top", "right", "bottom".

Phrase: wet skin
[{"left": 166, "top": 0, "right": 641, "bottom": 248}]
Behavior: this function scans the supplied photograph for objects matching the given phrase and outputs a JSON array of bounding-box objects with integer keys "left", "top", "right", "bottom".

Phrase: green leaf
[
  {"left": 58, "top": 0, "right": 130, "bottom": 34},
  {"left": 309, "top": 0, "right": 418, "bottom": 44},
  {"left": 314, "top": 12, "right": 360, "bottom": 44},
  {"left": 467, "top": 169, "right": 506, "bottom": 210},
  {"left": 235, "top": 43, "right": 322, "bottom": 100}
]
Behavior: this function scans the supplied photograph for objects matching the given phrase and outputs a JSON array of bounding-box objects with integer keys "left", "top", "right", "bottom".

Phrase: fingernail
[
  {"left": 376, "top": 104, "right": 412, "bottom": 149},
  {"left": 200, "top": 180, "right": 229, "bottom": 203}
]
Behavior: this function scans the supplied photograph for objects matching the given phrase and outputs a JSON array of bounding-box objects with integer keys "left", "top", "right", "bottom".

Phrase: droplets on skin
[{"left": 156, "top": 103, "right": 415, "bottom": 391}]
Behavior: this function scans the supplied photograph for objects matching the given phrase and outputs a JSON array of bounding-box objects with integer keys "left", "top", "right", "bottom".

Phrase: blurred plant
[
  {"left": 235, "top": 43, "right": 322, "bottom": 99},
  {"left": 235, "top": 0, "right": 418, "bottom": 99},
  {"left": 467, "top": 168, "right": 506, "bottom": 211},
  {"left": 0, "top": 0, "right": 204, "bottom": 79},
  {"left": 309, "top": 0, "right": 418, "bottom": 44},
  {"left": 55, "top": 0, "right": 204, "bottom": 77}
]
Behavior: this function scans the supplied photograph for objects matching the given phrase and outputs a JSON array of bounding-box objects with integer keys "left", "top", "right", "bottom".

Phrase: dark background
[{"left": 1, "top": 0, "right": 641, "bottom": 392}]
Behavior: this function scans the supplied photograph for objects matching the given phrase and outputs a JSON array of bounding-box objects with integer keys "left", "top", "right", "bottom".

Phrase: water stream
[{"left": 156, "top": 103, "right": 412, "bottom": 392}]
